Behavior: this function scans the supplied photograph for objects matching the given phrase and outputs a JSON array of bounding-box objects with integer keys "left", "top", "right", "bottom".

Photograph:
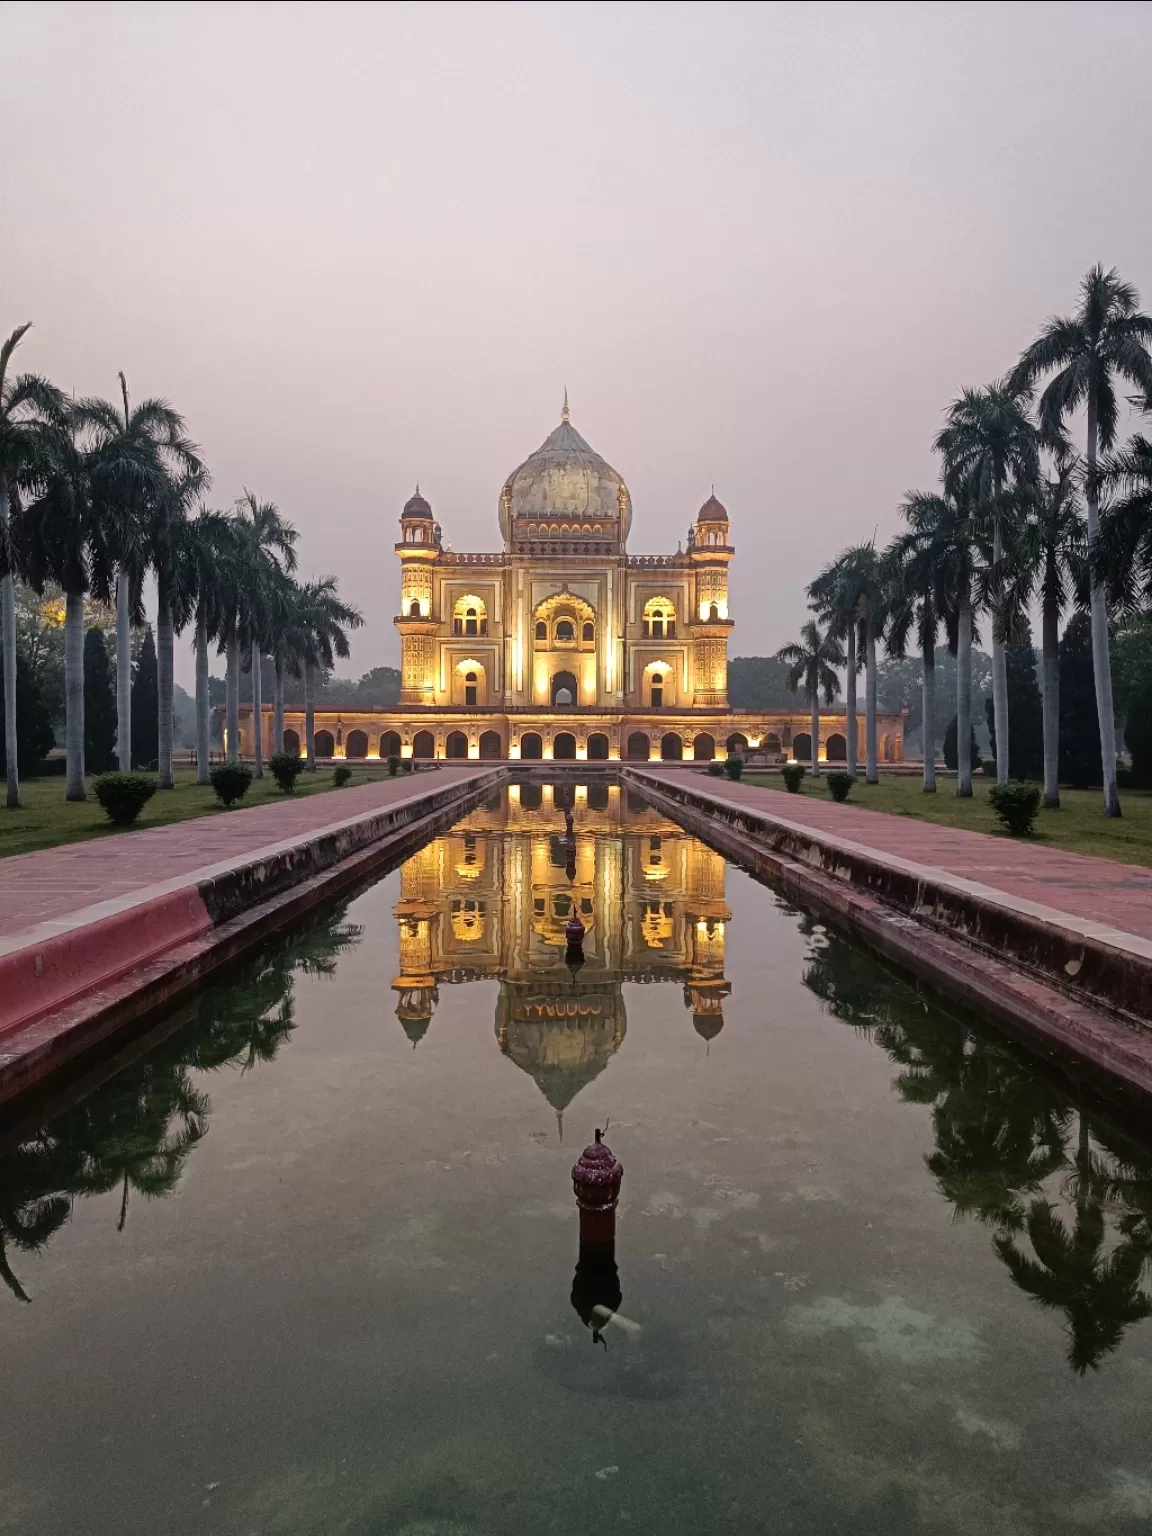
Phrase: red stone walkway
[
  {"left": 638, "top": 768, "right": 1152, "bottom": 954},
  {"left": 0, "top": 766, "right": 488, "bottom": 946}
]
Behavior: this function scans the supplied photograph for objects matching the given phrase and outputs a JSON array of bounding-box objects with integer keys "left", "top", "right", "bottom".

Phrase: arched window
[
  {"left": 453, "top": 595, "right": 487, "bottom": 637},
  {"left": 556, "top": 619, "right": 575, "bottom": 642},
  {"left": 709, "top": 602, "right": 719, "bottom": 621},
  {"left": 409, "top": 600, "right": 420, "bottom": 617},
  {"left": 464, "top": 670, "right": 478, "bottom": 706},
  {"left": 551, "top": 670, "right": 578, "bottom": 707},
  {"left": 535, "top": 620, "right": 547, "bottom": 641},
  {"left": 642, "top": 597, "right": 677, "bottom": 639},
  {"left": 582, "top": 621, "right": 594, "bottom": 643},
  {"left": 650, "top": 672, "right": 664, "bottom": 708}
]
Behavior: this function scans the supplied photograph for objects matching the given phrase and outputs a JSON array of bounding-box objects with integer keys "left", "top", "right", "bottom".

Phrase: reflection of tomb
[{"left": 391, "top": 784, "right": 732, "bottom": 1113}]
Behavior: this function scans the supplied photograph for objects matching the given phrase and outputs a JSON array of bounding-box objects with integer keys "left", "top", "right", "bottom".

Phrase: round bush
[
  {"left": 269, "top": 751, "right": 305, "bottom": 794},
  {"left": 93, "top": 772, "right": 157, "bottom": 826},
  {"left": 988, "top": 780, "right": 1041, "bottom": 837},
  {"left": 724, "top": 755, "right": 744, "bottom": 781},
  {"left": 705, "top": 761, "right": 725, "bottom": 777},
  {"left": 780, "top": 763, "right": 807, "bottom": 793},
  {"left": 333, "top": 765, "right": 353, "bottom": 787},
  {"left": 826, "top": 771, "right": 856, "bottom": 803},
  {"left": 387, "top": 753, "right": 400, "bottom": 777},
  {"left": 210, "top": 762, "right": 254, "bottom": 808}
]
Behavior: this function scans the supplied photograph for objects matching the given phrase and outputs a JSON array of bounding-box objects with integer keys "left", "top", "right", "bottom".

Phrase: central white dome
[{"left": 499, "top": 407, "right": 631, "bottom": 545}]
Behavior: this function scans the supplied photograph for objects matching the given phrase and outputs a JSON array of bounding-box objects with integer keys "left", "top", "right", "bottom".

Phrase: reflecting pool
[{"left": 2, "top": 782, "right": 1152, "bottom": 1535}]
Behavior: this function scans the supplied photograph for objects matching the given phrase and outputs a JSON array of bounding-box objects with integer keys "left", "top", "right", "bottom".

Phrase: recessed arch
[
  {"left": 380, "top": 729, "right": 401, "bottom": 759},
  {"left": 554, "top": 731, "right": 577, "bottom": 760},
  {"left": 793, "top": 732, "right": 812, "bottom": 762},
  {"left": 551, "top": 669, "right": 578, "bottom": 707},
  {"left": 520, "top": 732, "right": 543, "bottom": 760},
  {"left": 283, "top": 727, "right": 301, "bottom": 755},
  {"left": 478, "top": 729, "right": 502, "bottom": 760},
  {"left": 626, "top": 731, "right": 651, "bottom": 761},
  {"left": 446, "top": 730, "right": 468, "bottom": 759},
  {"left": 661, "top": 732, "right": 683, "bottom": 760},
  {"left": 452, "top": 594, "right": 488, "bottom": 637},
  {"left": 346, "top": 729, "right": 368, "bottom": 759},
  {"left": 642, "top": 595, "right": 677, "bottom": 639},
  {"left": 726, "top": 732, "right": 748, "bottom": 754},
  {"left": 587, "top": 732, "right": 610, "bottom": 761},
  {"left": 826, "top": 733, "right": 847, "bottom": 762},
  {"left": 692, "top": 732, "right": 715, "bottom": 761},
  {"left": 314, "top": 729, "right": 335, "bottom": 758},
  {"left": 413, "top": 729, "right": 435, "bottom": 759}
]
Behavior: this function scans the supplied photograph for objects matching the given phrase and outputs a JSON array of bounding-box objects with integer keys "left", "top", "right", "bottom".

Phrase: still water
[{"left": 2, "top": 783, "right": 1152, "bottom": 1535}]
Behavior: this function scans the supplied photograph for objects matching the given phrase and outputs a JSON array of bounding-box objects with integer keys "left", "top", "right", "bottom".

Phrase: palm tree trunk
[
  {"left": 922, "top": 638, "right": 936, "bottom": 793},
  {"left": 809, "top": 688, "right": 819, "bottom": 777},
  {"left": 1085, "top": 397, "right": 1121, "bottom": 817},
  {"left": 1041, "top": 588, "right": 1060, "bottom": 810},
  {"left": 0, "top": 475, "right": 20, "bottom": 809},
  {"left": 845, "top": 625, "right": 857, "bottom": 778},
  {"left": 251, "top": 641, "right": 263, "bottom": 778},
  {"left": 156, "top": 576, "right": 175, "bottom": 790},
  {"left": 116, "top": 566, "right": 132, "bottom": 772},
  {"left": 956, "top": 597, "right": 973, "bottom": 798},
  {"left": 865, "top": 624, "right": 878, "bottom": 783},
  {"left": 991, "top": 519, "right": 1010, "bottom": 785},
  {"left": 226, "top": 637, "right": 240, "bottom": 764},
  {"left": 64, "top": 589, "right": 86, "bottom": 801},
  {"left": 305, "top": 660, "right": 316, "bottom": 771},
  {"left": 195, "top": 606, "right": 211, "bottom": 786},
  {"left": 273, "top": 660, "right": 285, "bottom": 755}
]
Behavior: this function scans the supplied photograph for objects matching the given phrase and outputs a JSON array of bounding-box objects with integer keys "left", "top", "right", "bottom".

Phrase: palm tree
[
  {"left": 170, "top": 508, "right": 237, "bottom": 785},
  {"left": 808, "top": 548, "right": 868, "bottom": 778},
  {"left": 1010, "top": 265, "right": 1152, "bottom": 817},
  {"left": 294, "top": 578, "right": 363, "bottom": 769},
  {"left": 20, "top": 421, "right": 129, "bottom": 800},
  {"left": 0, "top": 324, "right": 68, "bottom": 809},
  {"left": 81, "top": 376, "right": 203, "bottom": 774},
  {"left": 153, "top": 473, "right": 208, "bottom": 788},
  {"left": 265, "top": 572, "right": 305, "bottom": 756},
  {"left": 1098, "top": 422, "right": 1152, "bottom": 610},
  {"left": 232, "top": 492, "right": 298, "bottom": 777},
  {"left": 998, "top": 469, "right": 1087, "bottom": 807},
  {"left": 883, "top": 508, "right": 944, "bottom": 793},
  {"left": 936, "top": 382, "right": 1039, "bottom": 786},
  {"left": 775, "top": 618, "right": 844, "bottom": 777}
]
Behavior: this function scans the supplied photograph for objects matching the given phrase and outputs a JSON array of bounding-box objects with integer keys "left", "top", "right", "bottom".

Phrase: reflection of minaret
[
  {"left": 392, "top": 842, "right": 441, "bottom": 1047},
  {"left": 685, "top": 843, "right": 732, "bottom": 1050}
]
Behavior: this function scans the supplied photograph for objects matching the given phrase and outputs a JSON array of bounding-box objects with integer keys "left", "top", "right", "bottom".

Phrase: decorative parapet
[
  {"left": 627, "top": 554, "right": 692, "bottom": 569},
  {"left": 437, "top": 552, "right": 505, "bottom": 566}
]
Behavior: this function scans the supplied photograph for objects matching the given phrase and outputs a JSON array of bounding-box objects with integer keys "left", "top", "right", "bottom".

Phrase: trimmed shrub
[
  {"left": 387, "top": 753, "right": 400, "bottom": 777},
  {"left": 93, "top": 772, "right": 157, "bottom": 826},
  {"left": 826, "top": 771, "right": 856, "bottom": 803},
  {"left": 781, "top": 763, "right": 807, "bottom": 793},
  {"left": 989, "top": 780, "right": 1041, "bottom": 837},
  {"left": 401, "top": 759, "right": 414, "bottom": 773},
  {"left": 269, "top": 751, "right": 305, "bottom": 794},
  {"left": 210, "top": 762, "right": 253, "bottom": 808},
  {"left": 724, "top": 755, "right": 744, "bottom": 781},
  {"left": 706, "top": 761, "right": 725, "bottom": 777},
  {"left": 333, "top": 765, "right": 353, "bottom": 787}
]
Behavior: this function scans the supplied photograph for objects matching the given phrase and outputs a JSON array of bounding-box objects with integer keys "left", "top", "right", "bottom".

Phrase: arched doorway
[
  {"left": 413, "top": 730, "right": 435, "bottom": 759},
  {"left": 793, "top": 732, "right": 812, "bottom": 762},
  {"left": 692, "top": 733, "right": 715, "bottom": 761},
  {"left": 314, "top": 729, "right": 334, "bottom": 757},
  {"left": 587, "top": 732, "right": 610, "bottom": 761},
  {"left": 826, "top": 733, "right": 847, "bottom": 762},
  {"left": 626, "top": 732, "right": 651, "bottom": 761},
  {"left": 520, "top": 732, "right": 543, "bottom": 760},
  {"left": 446, "top": 730, "right": 468, "bottom": 759},
  {"left": 661, "top": 732, "right": 683, "bottom": 761},
  {"left": 283, "top": 728, "right": 300, "bottom": 754},
  {"left": 551, "top": 670, "right": 578, "bottom": 707},
  {"left": 478, "top": 729, "right": 502, "bottom": 759},
  {"left": 554, "top": 731, "right": 577, "bottom": 760},
  {"left": 763, "top": 732, "right": 781, "bottom": 756},
  {"left": 346, "top": 729, "right": 368, "bottom": 759},
  {"left": 726, "top": 732, "right": 748, "bottom": 754},
  {"left": 380, "top": 730, "right": 401, "bottom": 759}
]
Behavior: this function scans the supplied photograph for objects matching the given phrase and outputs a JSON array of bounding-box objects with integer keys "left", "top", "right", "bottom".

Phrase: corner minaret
[
  {"left": 689, "top": 492, "right": 734, "bottom": 707},
  {"left": 394, "top": 487, "right": 440, "bottom": 707}
]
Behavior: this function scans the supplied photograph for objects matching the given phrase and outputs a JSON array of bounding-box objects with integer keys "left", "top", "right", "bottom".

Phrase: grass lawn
[
  {"left": 0, "top": 763, "right": 397, "bottom": 860},
  {"left": 738, "top": 771, "right": 1152, "bottom": 868}
]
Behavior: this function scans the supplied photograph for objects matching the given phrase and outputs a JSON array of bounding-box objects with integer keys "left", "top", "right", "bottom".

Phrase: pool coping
[{"left": 627, "top": 766, "right": 1152, "bottom": 1102}]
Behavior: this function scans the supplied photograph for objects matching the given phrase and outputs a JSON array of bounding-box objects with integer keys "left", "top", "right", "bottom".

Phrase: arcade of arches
[{"left": 228, "top": 400, "right": 904, "bottom": 763}]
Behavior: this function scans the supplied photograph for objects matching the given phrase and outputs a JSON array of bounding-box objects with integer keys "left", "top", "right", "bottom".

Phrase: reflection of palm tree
[
  {"left": 994, "top": 1117, "right": 1152, "bottom": 1375},
  {"left": 0, "top": 1134, "right": 77, "bottom": 1301}
]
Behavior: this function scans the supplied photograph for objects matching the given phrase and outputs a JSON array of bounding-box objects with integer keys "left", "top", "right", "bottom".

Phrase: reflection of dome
[
  {"left": 403, "top": 486, "right": 433, "bottom": 519},
  {"left": 395, "top": 985, "right": 438, "bottom": 1047},
  {"left": 499, "top": 404, "right": 631, "bottom": 542},
  {"left": 496, "top": 985, "right": 626, "bottom": 1135},
  {"left": 697, "top": 492, "right": 728, "bottom": 523}
]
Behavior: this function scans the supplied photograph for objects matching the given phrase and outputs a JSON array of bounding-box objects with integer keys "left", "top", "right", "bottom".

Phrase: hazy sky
[{"left": 5, "top": 1, "right": 1152, "bottom": 687}]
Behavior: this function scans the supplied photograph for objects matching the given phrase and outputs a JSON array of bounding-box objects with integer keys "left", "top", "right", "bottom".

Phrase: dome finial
[{"left": 562, "top": 386, "right": 570, "bottom": 424}]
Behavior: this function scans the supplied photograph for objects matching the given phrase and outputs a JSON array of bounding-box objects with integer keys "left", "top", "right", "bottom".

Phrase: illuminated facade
[
  {"left": 239, "top": 400, "right": 904, "bottom": 763},
  {"left": 391, "top": 783, "right": 733, "bottom": 1131}
]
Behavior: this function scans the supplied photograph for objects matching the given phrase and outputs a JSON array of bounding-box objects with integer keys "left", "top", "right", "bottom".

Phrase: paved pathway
[
  {"left": 0, "top": 767, "right": 488, "bottom": 944},
  {"left": 639, "top": 769, "right": 1152, "bottom": 947}
]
